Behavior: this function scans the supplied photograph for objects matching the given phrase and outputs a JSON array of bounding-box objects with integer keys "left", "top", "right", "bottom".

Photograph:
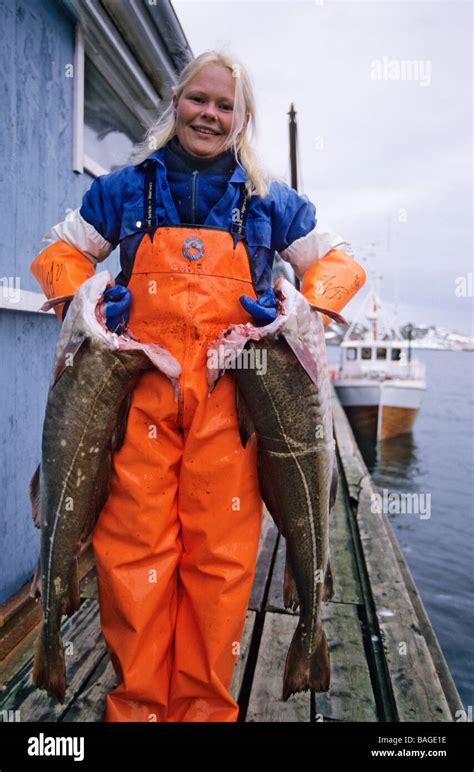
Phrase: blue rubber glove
[
  {"left": 240, "top": 287, "right": 277, "bottom": 325},
  {"left": 103, "top": 285, "right": 132, "bottom": 334}
]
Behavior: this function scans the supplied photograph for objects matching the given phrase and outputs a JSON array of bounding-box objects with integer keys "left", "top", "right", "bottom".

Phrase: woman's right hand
[
  {"left": 103, "top": 285, "right": 132, "bottom": 334},
  {"left": 62, "top": 285, "right": 132, "bottom": 334}
]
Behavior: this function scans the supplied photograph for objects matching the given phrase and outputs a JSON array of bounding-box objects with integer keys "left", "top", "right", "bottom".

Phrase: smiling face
[{"left": 172, "top": 63, "right": 248, "bottom": 158}]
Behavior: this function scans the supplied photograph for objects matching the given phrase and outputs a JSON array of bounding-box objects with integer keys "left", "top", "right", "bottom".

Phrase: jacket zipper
[{"left": 191, "top": 170, "right": 199, "bottom": 224}]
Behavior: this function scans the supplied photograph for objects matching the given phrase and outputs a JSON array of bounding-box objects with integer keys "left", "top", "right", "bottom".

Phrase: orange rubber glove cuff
[
  {"left": 301, "top": 248, "right": 366, "bottom": 326},
  {"left": 30, "top": 241, "right": 95, "bottom": 320}
]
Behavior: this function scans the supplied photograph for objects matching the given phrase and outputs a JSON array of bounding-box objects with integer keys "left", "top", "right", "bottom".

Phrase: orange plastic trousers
[{"left": 91, "top": 225, "right": 264, "bottom": 722}]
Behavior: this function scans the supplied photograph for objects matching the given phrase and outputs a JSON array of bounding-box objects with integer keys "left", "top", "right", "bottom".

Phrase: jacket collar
[{"left": 135, "top": 145, "right": 248, "bottom": 184}]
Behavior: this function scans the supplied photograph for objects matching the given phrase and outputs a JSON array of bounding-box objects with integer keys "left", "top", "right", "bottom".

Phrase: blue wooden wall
[{"left": 0, "top": 0, "right": 120, "bottom": 602}]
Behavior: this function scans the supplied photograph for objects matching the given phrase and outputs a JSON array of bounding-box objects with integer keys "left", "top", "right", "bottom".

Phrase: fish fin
[
  {"left": 62, "top": 558, "right": 81, "bottom": 617},
  {"left": 309, "top": 305, "right": 348, "bottom": 325},
  {"left": 235, "top": 385, "right": 256, "bottom": 448},
  {"left": 280, "top": 333, "right": 319, "bottom": 387},
  {"left": 40, "top": 293, "right": 75, "bottom": 312},
  {"left": 282, "top": 625, "right": 330, "bottom": 700},
  {"left": 78, "top": 533, "right": 93, "bottom": 556},
  {"left": 283, "top": 551, "right": 299, "bottom": 612},
  {"left": 329, "top": 458, "right": 339, "bottom": 512},
  {"left": 52, "top": 335, "right": 87, "bottom": 387},
  {"left": 31, "top": 626, "right": 66, "bottom": 704},
  {"left": 322, "top": 462, "right": 337, "bottom": 602},
  {"left": 322, "top": 555, "right": 335, "bottom": 601},
  {"left": 29, "top": 557, "right": 42, "bottom": 601},
  {"left": 29, "top": 464, "right": 41, "bottom": 528},
  {"left": 111, "top": 392, "right": 132, "bottom": 452}
]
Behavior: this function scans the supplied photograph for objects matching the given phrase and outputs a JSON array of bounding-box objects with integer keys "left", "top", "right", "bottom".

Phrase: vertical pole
[{"left": 288, "top": 103, "right": 300, "bottom": 290}]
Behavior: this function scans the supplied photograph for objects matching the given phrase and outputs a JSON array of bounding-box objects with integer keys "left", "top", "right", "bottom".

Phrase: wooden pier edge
[
  {"left": 331, "top": 385, "right": 465, "bottom": 722},
  {"left": 0, "top": 389, "right": 466, "bottom": 723}
]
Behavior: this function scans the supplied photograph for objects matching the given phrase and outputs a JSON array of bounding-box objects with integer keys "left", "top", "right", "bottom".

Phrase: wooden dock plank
[
  {"left": 245, "top": 611, "right": 310, "bottom": 722},
  {"left": 265, "top": 535, "right": 286, "bottom": 612},
  {"left": 266, "top": 484, "right": 363, "bottom": 613},
  {"left": 381, "top": 502, "right": 466, "bottom": 720},
  {"left": 378, "top": 621, "right": 452, "bottom": 722},
  {"left": 248, "top": 508, "right": 279, "bottom": 612},
  {"left": 0, "top": 387, "right": 461, "bottom": 724},
  {"left": 0, "top": 599, "right": 106, "bottom": 722},
  {"left": 59, "top": 654, "right": 117, "bottom": 723},
  {"left": 333, "top": 395, "right": 458, "bottom": 722},
  {"left": 331, "top": 392, "right": 368, "bottom": 503},
  {"left": 246, "top": 600, "right": 376, "bottom": 723},
  {"left": 315, "top": 603, "right": 377, "bottom": 722},
  {"left": 326, "top": 460, "right": 363, "bottom": 606},
  {"left": 0, "top": 548, "right": 96, "bottom": 685},
  {"left": 230, "top": 610, "right": 257, "bottom": 702}
]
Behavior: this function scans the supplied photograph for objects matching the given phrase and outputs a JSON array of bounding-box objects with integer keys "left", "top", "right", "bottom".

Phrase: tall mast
[
  {"left": 288, "top": 103, "right": 300, "bottom": 290},
  {"left": 288, "top": 103, "right": 298, "bottom": 192},
  {"left": 373, "top": 276, "right": 378, "bottom": 342}
]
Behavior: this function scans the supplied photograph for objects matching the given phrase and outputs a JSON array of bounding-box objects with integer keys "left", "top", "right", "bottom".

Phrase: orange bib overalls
[{"left": 91, "top": 177, "right": 263, "bottom": 722}]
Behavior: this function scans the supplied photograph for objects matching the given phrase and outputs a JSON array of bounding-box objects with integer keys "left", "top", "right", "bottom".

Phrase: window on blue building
[{"left": 84, "top": 58, "right": 144, "bottom": 174}]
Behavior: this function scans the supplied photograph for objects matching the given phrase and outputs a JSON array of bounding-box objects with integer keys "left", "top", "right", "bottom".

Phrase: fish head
[
  {"left": 50, "top": 272, "right": 116, "bottom": 385},
  {"left": 50, "top": 271, "right": 181, "bottom": 392},
  {"left": 206, "top": 277, "right": 334, "bottom": 393},
  {"left": 59, "top": 270, "right": 115, "bottom": 345}
]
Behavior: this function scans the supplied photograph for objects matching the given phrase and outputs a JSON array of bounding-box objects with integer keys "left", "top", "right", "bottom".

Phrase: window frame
[{"left": 72, "top": 22, "right": 161, "bottom": 178}]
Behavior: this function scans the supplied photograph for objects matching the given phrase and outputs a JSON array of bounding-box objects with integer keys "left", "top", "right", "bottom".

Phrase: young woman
[{"left": 31, "top": 50, "right": 365, "bottom": 722}]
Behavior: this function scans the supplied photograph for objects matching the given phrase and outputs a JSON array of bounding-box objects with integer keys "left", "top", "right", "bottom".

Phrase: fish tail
[
  {"left": 31, "top": 626, "right": 66, "bottom": 704},
  {"left": 309, "top": 628, "right": 331, "bottom": 692},
  {"left": 282, "top": 625, "right": 330, "bottom": 700}
]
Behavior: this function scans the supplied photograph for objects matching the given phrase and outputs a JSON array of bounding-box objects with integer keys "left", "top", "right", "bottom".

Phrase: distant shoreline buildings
[{"left": 326, "top": 322, "right": 474, "bottom": 351}]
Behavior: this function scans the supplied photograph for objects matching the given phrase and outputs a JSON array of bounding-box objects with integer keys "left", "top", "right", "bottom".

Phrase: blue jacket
[
  {"left": 163, "top": 134, "right": 237, "bottom": 225},
  {"left": 41, "top": 139, "right": 354, "bottom": 295}
]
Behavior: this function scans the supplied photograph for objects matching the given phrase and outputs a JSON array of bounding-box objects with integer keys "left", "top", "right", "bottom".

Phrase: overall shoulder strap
[
  {"left": 142, "top": 160, "right": 160, "bottom": 229},
  {"left": 230, "top": 184, "right": 250, "bottom": 249}
]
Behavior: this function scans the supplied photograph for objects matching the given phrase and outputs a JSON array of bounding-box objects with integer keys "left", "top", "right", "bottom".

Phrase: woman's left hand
[{"left": 240, "top": 287, "right": 277, "bottom": 325}]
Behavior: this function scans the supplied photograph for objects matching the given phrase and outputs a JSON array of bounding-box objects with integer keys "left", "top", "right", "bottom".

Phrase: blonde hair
[{"left": 130, "top": 49, "right": 276, "bottom": 198}]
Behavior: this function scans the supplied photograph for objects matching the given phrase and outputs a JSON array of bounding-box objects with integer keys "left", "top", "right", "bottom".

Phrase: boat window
[
  {"left": 346, "top": 348, "right": 357, "bottom": 360},
  {"left": 391, "top": 348, "right": 402, "bottom": 361},
  {"left": 376, "top": 348, "right": 387, "bottom": 360},
  {"left": 361, "top": 348, "right": 372, "bottom": 360}
]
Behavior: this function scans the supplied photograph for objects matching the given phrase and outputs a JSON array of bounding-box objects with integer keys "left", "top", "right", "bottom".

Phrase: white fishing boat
[{"left": 331, "top": 283, "right": 426, "bottom": 442}]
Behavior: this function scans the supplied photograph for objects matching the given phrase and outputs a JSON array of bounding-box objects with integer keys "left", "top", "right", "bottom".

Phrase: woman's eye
[{"left": 188, "top": 95, "right": 232, "bottom": 110}]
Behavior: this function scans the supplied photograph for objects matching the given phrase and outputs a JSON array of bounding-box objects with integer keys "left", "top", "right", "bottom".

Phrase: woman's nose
[{"left": 200, "top": 103, "right": 218, "bottom": 120}]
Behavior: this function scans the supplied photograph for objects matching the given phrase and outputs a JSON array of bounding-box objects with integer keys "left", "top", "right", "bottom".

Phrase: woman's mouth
[{"left": 191, "top": 126, "right": 220, "bottom": 136}]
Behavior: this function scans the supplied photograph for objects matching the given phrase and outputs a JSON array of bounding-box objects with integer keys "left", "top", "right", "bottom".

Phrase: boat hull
[{"left": 333, "top": 379, "right": 425, "bottom": 441}]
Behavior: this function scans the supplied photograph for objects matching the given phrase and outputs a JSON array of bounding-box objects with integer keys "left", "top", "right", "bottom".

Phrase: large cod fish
[
  {"left": 29, "top": 271, "right": 180, "bottom": 703},
  {"left": 207, "top": 277, "right": 345, "bottom": 701}
]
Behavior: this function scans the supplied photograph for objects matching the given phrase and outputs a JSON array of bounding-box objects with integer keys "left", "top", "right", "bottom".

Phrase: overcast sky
[{"left": 173, "top": 0, "right": 473, "bottom": 335}]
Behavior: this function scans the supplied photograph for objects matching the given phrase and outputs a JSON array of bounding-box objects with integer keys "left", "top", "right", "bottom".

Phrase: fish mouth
[
  {"left": 94, "top": 279, "right": 133, "bottom": 341},
  {"left": 274, "top": 287, "right": 286, "bottom": 314},
  {"left": 94, "top": 280, "right": 113, "bottom": 333}
]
